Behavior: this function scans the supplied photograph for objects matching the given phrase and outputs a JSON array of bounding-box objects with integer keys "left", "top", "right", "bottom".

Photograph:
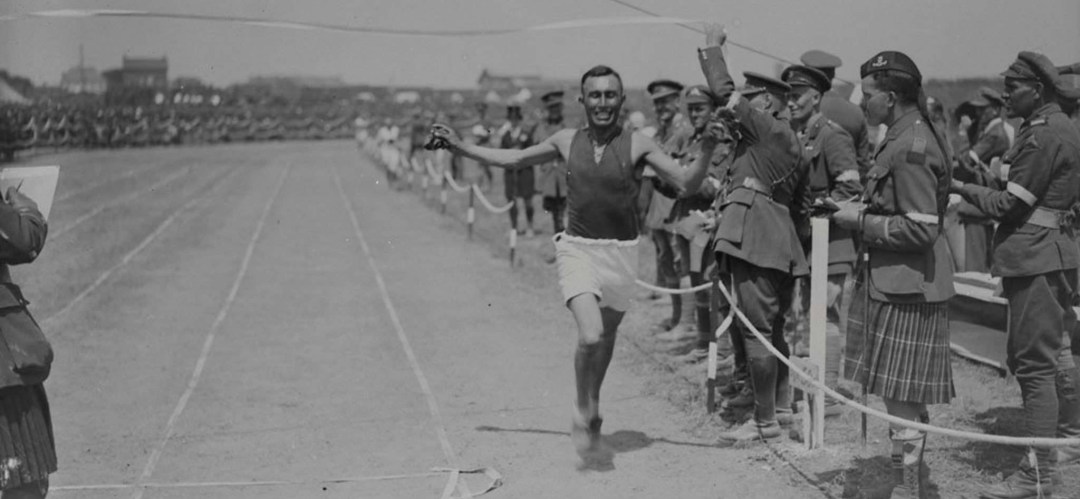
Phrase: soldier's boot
[
  {"left": 1054, "top": 366, "right": 1080, "bottom": 469},
  {"left": 718, "top": 356, "right": 782, "bottom": 445},
  {"left": 980, "top": 454, "right": 1055, "bottom": 499},
  {"left": 654, "top": 294, "right": 683, "bottom": 332},
  {"left": 775, "top": 357, "right": 794, "bottom": 427},
  {"left": 724, "top": 384, "right": 755, "bottom": 409},
  {"left": 680, "top": 307, "right": 714, "bottom": 363},
  {"left": 889, "top": 429, "right": 926, "bottom": 499}
]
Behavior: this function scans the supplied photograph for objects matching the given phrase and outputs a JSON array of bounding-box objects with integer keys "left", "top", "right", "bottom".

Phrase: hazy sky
[{"left": 1, "top": 0, "right": 1078, "bottom": 90}]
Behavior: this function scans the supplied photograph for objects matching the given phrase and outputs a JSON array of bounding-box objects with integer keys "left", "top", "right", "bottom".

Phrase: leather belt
[
  {"left": 740, "top": 177, "right": 772, "bottom": 196},
  {"left": 1025, "top": 206, "right": 1062, "bottom": 229}
]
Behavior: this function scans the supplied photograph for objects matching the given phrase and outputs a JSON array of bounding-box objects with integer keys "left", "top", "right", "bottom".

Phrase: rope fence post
[
  {"left": 508, "top": 228, "right": 516, "bottom": 267},
  {"left": 467, "top": 183, "right": 476, "bottom": 240},
  {"left": 440, "top": 172, "right": 449, "bottom": 214},
  {"left": 806, "top": 217, "right": 829, "bottom": 449}
]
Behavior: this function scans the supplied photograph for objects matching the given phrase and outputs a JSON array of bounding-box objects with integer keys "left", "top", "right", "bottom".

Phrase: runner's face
[{"left": 581, "top": 75, "right": 624, "bottom": 129}]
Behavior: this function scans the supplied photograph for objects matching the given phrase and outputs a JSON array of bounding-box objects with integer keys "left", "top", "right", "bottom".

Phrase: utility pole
[{"left": 78, "top": 43, "right": 85, "bottom": 94}]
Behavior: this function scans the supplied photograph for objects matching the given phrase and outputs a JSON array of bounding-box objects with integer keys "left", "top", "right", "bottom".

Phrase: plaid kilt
[
  {"left": 843, "top": 272, "right": 955, "bottom": 404},
  {"left": 0, "top": 384, "right": 56, "bottom": 490}
]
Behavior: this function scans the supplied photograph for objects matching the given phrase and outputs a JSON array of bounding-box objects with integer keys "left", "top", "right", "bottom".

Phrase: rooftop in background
[{"left": 122, "top": 56, "right": 168, "bottom": 72}]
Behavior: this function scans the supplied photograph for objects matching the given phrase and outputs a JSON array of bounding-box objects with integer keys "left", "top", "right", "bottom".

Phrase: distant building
[
  {"left": 103, "top": 56, "right": 168, "bottom": 91},
  {"left": 102, "top": 56, "right": 169, "bottom": 106},
  {"left": 59, "top": 66, "right": 106, "bottom": 94}
]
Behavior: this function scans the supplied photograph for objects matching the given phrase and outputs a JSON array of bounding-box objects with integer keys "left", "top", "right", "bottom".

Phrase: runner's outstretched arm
[{"left": 431, "top": 124, "right": 565, "bottom": 169}]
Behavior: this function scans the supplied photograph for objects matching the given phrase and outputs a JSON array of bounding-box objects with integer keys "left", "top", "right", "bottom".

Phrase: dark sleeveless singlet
[{"left": 565, "top": 128, "right": 641, "bottom": 241}]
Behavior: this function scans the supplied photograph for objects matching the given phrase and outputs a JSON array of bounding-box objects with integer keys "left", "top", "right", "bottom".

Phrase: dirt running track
[{"left": 12, "top": 141, "right": 822, "bottom": 498}]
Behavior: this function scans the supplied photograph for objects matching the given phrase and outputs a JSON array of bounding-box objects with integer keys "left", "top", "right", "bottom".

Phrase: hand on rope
[
  {"left": 711, "top": 278, "right": 1080, "bottom": 448},
  {"left": 471, "top": 185, "right": 514, "bottom": 214}
]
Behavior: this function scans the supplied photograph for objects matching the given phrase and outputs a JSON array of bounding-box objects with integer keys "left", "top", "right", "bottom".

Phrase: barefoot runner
[{"left": 429, "top": 64, "right": 723, "bottom": 457}]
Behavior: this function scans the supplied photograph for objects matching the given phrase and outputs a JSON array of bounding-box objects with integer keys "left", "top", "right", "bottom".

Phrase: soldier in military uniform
[
  {"left": 642, "top": 79, "right": 693, "bottom": 333},
  {"left": 499, "top": 103, "right": 537, "bottom": 237},
  {"left": 952, "top": 52, "right": 1080, "bottom": 499},
  {"left": 801, "top": 50, "right": 872, "bottom": 180},
  {"left": 950, "top": 86, "right": 1016, "bottom": 273},
  {"left": 533, "top": 91, "right": 569, "bottom": 238},
  {"left": 781, "top": 65, "right": 862, "bottom": 414},
  {"left": 833, "top": 51, "right": 956, "bottom": 499},
  {"left": 696, "top": 25, "right": 807, "bottom": 444},
  {"left": 667, "top": 84, "right": 731, "bottom": 363}
]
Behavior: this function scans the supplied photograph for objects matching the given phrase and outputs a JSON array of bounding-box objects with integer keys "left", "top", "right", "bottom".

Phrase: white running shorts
[{"left": 554, "top": 233, "right": 640, "bottom": 312}]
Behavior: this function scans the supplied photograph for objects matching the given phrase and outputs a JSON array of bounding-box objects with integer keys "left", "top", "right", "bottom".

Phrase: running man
[{"left": 430, "top": 64, "right": 722, "bottom": 457}]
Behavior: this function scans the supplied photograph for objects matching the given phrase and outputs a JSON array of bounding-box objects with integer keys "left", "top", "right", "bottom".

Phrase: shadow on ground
[
  {"left": 957, "top": 406, "right": 1026, "bottom": 476},
  {"left": 475, "top": 425, "right": 716, "bottom": 472}
]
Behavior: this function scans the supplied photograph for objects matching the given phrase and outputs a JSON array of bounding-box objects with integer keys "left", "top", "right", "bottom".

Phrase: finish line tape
[{"left": 3, "top": 10, "right": 704, "bottom": 37}]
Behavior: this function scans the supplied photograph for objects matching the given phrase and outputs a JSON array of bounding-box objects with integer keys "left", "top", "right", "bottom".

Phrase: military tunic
[
  {"left": 698, "top": 44, "right": 807, "bottom": 387},
  {"left": 956, "top": 101, "right": 1080, "bottom": 464},
  {"left": 844, "top": 109, "right": 956, "bottom": 404},
  {"left": 799, "top": 113, "right": 862, "bottom": 274},
  {"left": 821, "top": 93, "right": 871, "bottom": 178}
]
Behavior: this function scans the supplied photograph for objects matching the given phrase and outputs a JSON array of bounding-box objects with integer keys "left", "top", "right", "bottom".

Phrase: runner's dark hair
[{"left": 580, "top": 65, "right": 623, "bottom": 92}]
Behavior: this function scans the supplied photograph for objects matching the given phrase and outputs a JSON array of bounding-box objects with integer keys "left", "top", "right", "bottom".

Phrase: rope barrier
[
  {"left": 710, "top": 278, "right": 1080, "bottom": 448},
  {"left": 635, "top": 279, "right": 712, "bottom": 295},
  {"left": 471, "top": 185, "right": 514, "bottom": 214},
  {"left": 2, "top": 9, "right": 704, "bottom": 37},
  {"left": 444, "top": 172, "right": 471, "bottom": 193}
]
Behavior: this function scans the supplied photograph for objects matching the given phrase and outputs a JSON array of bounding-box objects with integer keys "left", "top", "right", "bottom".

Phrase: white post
[{"left": 808, "top": 217, "right": 830, "bottom": 449}]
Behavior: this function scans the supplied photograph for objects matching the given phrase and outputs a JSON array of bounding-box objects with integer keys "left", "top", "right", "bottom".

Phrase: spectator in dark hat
[
  {"left": 781, "top": 64, "right": 861, "bottom": 417},
  {"left": 533, "top": 90, "right": 569, "bottom": 255},
  {"left": 834, "top": 49, "right": 956, "bottom": 498},
  {"left": 954, "top": 51, "right": 1080, "bottom": 499},
  {"left": 950, "top": 85, "right": 1016, "bottom": 274},
  {"left": 499, "top": 102, "right": 537, "bottom": 237},
  {"left": 642, "top": 78, "right": 693, "bottom": 335},
  {"left": 668, "top": 84, "right": 731, "bottom": 364},
  {"left": 801, "top": 49, "right": 873, "bottom": 179}
]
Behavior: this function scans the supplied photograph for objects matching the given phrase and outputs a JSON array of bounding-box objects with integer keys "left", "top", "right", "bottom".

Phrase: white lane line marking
[
  {"left": 53, "top": 471, "right": 443, "bottom": 491},
  {"left": 332, "top": 165, "right": 473, "bottom": 498},
  {"left": 129, "top": 163, "right": 291, "bottom": 499},
  {"left": 41, "top": 165, "right": 237, "bottom": 325},
  {"left": 49, "top": 166, "right": 190, "bottom": 240},
  {"left": 55, "top": 159, "right": 174, "bottom": 204}
]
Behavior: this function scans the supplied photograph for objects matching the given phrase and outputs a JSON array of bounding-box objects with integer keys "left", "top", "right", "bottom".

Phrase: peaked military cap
[
  {"left": 860, "top": 51, "right": 922, "bottom": 82},
  {"left": 781, "top": 65, "right": 832, "bottom": 93},
  {"left": 800, "top": 50, "right": 843, "bottom": 70},
  {"left": 540, "top": 90, "right": 565, "bottom": 105},
  {"left": 647, "top": 79, "right": 684, "bottom": 101},
  {"left": 969, "top": 86, "right": 1004, "bottom": 107},
  {"left": 682, "top": 85, "right": 718, "bottom": 105},
  {"left": 742, "top": 71, "right": 791, "bottom": 97},
  {"left": 1002, "top": 51, "right": 1080, "bottom": 100}
]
